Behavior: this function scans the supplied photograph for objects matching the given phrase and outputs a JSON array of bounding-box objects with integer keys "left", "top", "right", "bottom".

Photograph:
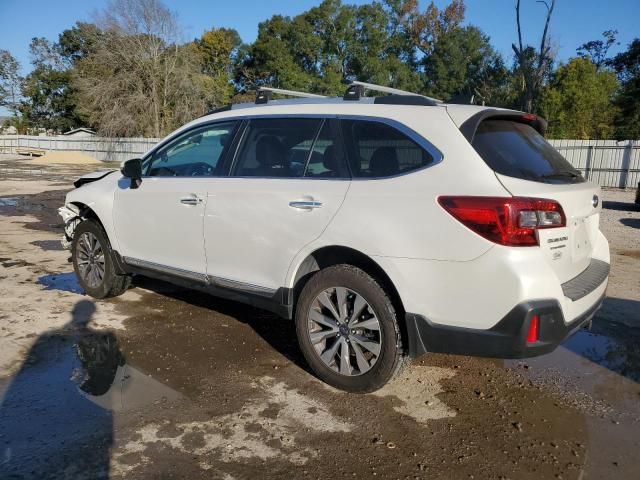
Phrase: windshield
[{"left": 471, "top": 120, "right": 585, "bottom": 184}]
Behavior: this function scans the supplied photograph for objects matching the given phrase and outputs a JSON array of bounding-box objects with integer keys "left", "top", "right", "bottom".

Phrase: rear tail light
[
  {"left": 437, "top": 196, "right": 566, "bottom": 246},
  {"left": 526, "top": 315, "right": 540, "bottom": 343}
]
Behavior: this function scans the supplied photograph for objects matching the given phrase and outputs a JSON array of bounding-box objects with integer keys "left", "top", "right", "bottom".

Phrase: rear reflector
[
  {"left": 526, "top": 315, "right": 539, "bottom": 343},
  {"left": 438, "top": 196, "right": 566, "bottom": 246}
]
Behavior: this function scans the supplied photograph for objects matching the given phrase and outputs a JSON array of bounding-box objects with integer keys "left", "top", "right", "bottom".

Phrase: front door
[{"left": 112, "top": 121, "right": 238, "bottom": 276}]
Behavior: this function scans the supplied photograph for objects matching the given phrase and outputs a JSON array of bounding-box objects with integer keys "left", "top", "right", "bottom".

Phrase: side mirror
[{"left": 120, "top": 158, "right": 142, "bottom": 189}]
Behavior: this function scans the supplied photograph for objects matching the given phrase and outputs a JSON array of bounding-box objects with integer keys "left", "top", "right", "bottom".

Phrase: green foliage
[
  {"left": 539, "top": 58, "right": 619, "bottom": 139},
  {"left": 609, "top": 39, "right": 640, "bottom": 139},
  {"left": 20, "top": 66, "right": 85, "bottom": 132},
  {"left": 422, "top": 26, "right": 510, "bottom": 103}
]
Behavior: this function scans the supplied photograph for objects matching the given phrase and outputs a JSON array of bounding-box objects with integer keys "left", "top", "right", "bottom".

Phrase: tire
[
  {"left": 295, "top": 264, "right": 406, "bottom": 393},
  {"left": 72, "top": 219, "right": 131, "bottom": 299}
]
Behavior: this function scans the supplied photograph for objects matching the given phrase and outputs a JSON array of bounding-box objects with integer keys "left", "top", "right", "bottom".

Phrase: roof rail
[
  {"left": 256, "top": 87, "right": 328, "bottom": 104},
  {"left": 344, "top": 80, "right": 442, "bottom": 104}
]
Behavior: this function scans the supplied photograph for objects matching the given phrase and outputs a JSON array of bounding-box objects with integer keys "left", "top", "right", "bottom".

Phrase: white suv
[{"left": 59, "top": 82, "right": 610, "bottom": 392}]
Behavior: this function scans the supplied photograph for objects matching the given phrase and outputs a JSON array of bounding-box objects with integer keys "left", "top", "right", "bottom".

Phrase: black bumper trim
[
  {"left": 561, "top": 259, "right": 609, "bottom": 301},
  {"left": 406, "top": 294, "right": 605, "bottom": 359}
]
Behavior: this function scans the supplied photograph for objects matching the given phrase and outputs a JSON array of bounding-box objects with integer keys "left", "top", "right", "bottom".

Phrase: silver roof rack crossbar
[
  {"left": 256, "top": 87, "right": 328, "bottom": 104},
  {"left": 344, "top": 81, "right": 442, "bottom": 104}
]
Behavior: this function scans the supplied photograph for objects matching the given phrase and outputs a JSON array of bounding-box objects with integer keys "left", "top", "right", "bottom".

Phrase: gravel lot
[{"left": 0, "top": 155, "right": 638, "bottom": 479}]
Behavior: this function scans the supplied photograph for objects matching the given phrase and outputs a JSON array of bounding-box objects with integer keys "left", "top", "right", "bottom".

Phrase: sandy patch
[
  {"left": 29, "top": 151, "right": 102, "bottom": 165},
  {"left": 112, "top": 376, "right": 352, "bottom": 475},
  {"left": 373, "top": 365, "right": 457, "bottom": 423}
]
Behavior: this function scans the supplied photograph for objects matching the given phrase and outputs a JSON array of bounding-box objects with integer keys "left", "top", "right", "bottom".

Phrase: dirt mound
[{"left": 30, "top": 150, "right": 103, "bottom": 165}]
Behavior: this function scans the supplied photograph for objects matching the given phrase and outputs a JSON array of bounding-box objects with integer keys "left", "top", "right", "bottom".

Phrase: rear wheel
[
  {"left": 295, "top": 264, "right": 405, "bottom": 393},
  {"left": 72, "top": 220, "right": 131, "bottom": 299}
]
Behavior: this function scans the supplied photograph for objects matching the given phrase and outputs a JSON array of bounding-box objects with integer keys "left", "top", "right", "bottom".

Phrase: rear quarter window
[
  {"left": 471, "top": 120, "right": 584, "bottom": 184},
  {"left": 341, "top": 119, "right": 435, "bottom": 178}
]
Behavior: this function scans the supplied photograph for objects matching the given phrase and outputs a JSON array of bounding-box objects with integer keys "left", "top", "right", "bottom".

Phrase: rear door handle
[
  {"left": 180, "top": 195, "right": 203, "bottom": 206},
  {"left": 289, "top": 200, "right": 323, "bottom": 210}
]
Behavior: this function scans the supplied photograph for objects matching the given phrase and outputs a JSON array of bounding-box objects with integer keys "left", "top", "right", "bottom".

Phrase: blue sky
[{"left": 0, "top": 0, "right": 638, "bottom": 76}]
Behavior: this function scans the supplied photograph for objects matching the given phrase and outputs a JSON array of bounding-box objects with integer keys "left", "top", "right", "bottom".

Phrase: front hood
[{"left": 73, "top": 169, "right": 118, "bottom": 188}]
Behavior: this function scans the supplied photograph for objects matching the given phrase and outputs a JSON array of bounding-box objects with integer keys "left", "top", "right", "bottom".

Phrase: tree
[
  {"left": 73, "top": 0, "right": 225, "bottom": 137},
  {"left": 512, "top": 0, "right": 556, "bottom": 112},
  {"left": 0, "top": 50, "right": 22, "bottom": 116},
  {"left": 422, "top": 26, "right": 510, "bottom": 103},
  {"left": 577, "top": 30, "right": 618, "bottom": 71},
  {"left": 539, "top": 57, "right": 618, "bottom": 139},
  {"left": 58, "top": 22, "right": 103, "bottom": 65},
  {"left": 609, "top": 39, "right": 640, "bottom": 139},
  {"left": 19, "top": 37, "right": 85, "bottom": 132}
]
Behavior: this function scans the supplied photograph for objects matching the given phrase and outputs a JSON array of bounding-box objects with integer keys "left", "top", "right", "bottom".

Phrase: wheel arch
[{"left": 289, "top": 246, "right": 408, "bottom": 345}]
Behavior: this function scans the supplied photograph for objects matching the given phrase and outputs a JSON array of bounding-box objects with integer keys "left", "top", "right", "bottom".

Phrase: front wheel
[
  {"left": 72, "top": 220, "right": 131, "bottom": 299},
  {"left": 295, "top": 264, "right": 406, "bottom": 393}
]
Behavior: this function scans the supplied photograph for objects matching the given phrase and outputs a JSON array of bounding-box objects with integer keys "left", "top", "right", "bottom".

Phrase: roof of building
[{"left": 63, "top": 128, "right": 96, "bottom": 136}]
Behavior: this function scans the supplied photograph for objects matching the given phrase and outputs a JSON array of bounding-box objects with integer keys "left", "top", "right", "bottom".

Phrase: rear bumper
[{"left": 406, "top": 293, "right": 605, "bottom": 359}]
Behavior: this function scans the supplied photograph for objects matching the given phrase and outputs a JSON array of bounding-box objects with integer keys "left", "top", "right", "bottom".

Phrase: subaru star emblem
[{"left": 592, "top": 195, "right": 599, "bottom": 208}]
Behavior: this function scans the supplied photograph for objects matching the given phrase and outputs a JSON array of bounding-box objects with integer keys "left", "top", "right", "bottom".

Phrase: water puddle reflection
[{"left": 0, "top": 300, "right": 181, "bottom": 477}]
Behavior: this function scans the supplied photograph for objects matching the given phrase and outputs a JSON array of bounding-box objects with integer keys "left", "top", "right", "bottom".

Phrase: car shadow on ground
[
  {"left": 131, "top": 276, "right": 312, "bottom": 373},
  {"left": 602, "top": 200, "right": 639, "bottom": 212},
  {"left": 620, "top": 218, "right": 640, "bottom": 229},
  {"left": 0, "top": 300, "right": 119, "bottom": 479}
]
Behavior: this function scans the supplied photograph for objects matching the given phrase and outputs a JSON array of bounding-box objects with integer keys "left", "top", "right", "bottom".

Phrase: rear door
[
  {"left": 471, "top": 119, "right": 602, "bottom": 283},
  {"left": 203, "top": 117, "right": 350, "bottom": 291}
]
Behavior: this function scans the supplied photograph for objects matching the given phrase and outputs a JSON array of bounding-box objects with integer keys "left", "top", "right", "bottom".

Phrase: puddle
[
  {"left": 507, "top": 318, "right": 640, "bottom": 415},
  {"left": 0, "top": 197, "right": 19, "bottom": 206},
  {"left": 38, "top": 272, "right": 84, "bottom": 294},
  {"left": 0, "top": 300, "right": 181, "bottom": 477},
  {"left": 564, "top": 327, "right": 640, "bottom": 382}
]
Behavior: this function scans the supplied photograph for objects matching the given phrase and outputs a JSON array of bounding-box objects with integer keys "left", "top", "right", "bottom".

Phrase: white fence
[
  {"left": 548, "top": 140, "right": 640, "bottom": 189},
  {"left": 0, "top": 135, "right": 161, "bottom": 163},
  {"left": 0, "top": 135, "right": 638, "bottom": 188}
]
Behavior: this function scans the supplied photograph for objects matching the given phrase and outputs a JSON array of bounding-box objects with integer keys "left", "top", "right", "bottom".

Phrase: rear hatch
[{"left": 469, "top": 117, "right": 601, "bottom": 284}]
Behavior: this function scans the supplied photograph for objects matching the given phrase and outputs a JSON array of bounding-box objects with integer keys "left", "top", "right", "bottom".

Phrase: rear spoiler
[{"left": 459, "top": 109, "right": 548, "bottom": 143}]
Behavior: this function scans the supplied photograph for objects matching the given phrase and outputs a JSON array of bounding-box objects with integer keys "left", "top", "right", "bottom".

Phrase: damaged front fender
[{"left": 58, "top": 204, "right": 82, "bottom": 250}]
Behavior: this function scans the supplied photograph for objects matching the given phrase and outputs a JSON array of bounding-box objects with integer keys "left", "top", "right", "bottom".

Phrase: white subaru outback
[{"left": 59, "top": 82, "right": 610, "bottom": 393}]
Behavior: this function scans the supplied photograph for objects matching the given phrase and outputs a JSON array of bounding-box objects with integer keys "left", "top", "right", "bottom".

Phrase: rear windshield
[{"left": 471, "top": 120, "right": 584, "bottom": 184}]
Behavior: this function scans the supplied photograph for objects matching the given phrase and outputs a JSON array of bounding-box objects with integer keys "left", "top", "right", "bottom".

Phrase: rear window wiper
[{"left": 540, "top": 171, "right": 582, "bottom": 181}]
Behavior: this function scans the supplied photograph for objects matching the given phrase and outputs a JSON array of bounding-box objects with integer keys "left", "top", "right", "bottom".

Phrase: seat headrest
[
  {"left": 323, "top": 145, "right": 337, "bottom": 172},
  {"left": 256, "top": 135, "right": 285, "bottom": 167},
  {"left": 369, "top": 147, "right": 399, "bottom": 177}
]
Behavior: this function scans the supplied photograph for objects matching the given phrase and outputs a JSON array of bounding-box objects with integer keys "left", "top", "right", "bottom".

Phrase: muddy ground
[{"left": 0, "top": 154, "right": 639, "bottom": 479}]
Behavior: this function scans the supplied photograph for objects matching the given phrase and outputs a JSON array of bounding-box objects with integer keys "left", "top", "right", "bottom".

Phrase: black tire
[
  {"left": 295, "top": 264, "right": 406, "bottom": 393},
  {"left": 72, "top": 219, "right": 131, "bottom": 299}
]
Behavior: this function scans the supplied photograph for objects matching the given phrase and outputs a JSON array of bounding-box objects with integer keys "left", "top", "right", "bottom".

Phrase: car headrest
[
  {"left": 369, "top": 147, "right": 398, "bottom": 177},
  {"left": 323, "top": 145, "right": 338, "bottom": 171},
  {"left": 256, "top": 135, "right": 285, "bottom": 167}
]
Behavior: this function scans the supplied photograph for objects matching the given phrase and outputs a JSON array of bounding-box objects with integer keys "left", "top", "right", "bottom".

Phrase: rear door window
[
  {"left": 471, "top": 120, "right": 584, "bottom": 183},
  {"left": 340, "top": 119, "right": 435, "bottom": 178},
  {"left": 231, "top": 118, "right": 322, "bottom": 178},
  {"left": 304, "top": 120, "right": 350, "bottom": 179}
]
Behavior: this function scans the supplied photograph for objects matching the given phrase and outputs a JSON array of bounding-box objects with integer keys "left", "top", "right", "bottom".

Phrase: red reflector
[
  {"left": 521, "top": 113, "right": 537, "bottom": 122},
  {"left": 526, "top": 315, "right": 539, "bottom": 343},
  {"left": 437, "top": 196, "right": 566, "bottom": 246}
]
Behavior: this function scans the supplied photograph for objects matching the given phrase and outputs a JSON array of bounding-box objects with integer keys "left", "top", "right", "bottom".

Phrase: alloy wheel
[
  {"left": 307, "top": 287, "right": 382, "bottom": 376},
  {"left": 76, "top": 231, "right": 106, "bottom": 289}
]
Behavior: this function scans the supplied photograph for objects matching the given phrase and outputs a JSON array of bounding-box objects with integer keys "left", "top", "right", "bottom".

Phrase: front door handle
[
  {"left": 180, "top": 196, "right": 203, "bottom": 206},
  {"left": 289, "top": 200, "right": 323, "bottom": 210}
]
